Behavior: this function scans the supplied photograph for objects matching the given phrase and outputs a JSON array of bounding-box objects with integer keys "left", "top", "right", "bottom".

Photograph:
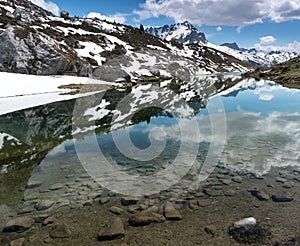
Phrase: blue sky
[{"left": 31, "top": 0, "right": 300, "bottom": 51}]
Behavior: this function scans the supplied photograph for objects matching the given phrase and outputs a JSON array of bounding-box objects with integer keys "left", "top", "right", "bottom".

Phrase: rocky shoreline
[{"left": 1, "top": 164, "right": 300, "bottom": 245}]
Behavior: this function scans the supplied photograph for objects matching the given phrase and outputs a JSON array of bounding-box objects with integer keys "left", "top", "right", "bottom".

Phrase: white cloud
[
  {"left": 254, "top": 41, "right": 300, "bottom": 52},
  {"left": 216, "top": 26, "right": 222, "bottom": 32},
  {"left": 134, "top": 0, "right": 300, "bottom": 27},
  {"left": 259, "top": 35, "right": 276, "bottom": 44},
  {"left": 259, "top": 94, "right": 274, "bottom": 101},
  {"left": 30, "top": 0, "right": 59, "bottom": 15},
  {"left": 87, "top": 12, "right": 126, "bottom": 24}
]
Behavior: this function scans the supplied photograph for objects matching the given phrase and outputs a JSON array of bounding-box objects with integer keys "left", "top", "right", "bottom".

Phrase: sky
[{"left": 30, "top": 0, "right": 300, "bottom": 51}]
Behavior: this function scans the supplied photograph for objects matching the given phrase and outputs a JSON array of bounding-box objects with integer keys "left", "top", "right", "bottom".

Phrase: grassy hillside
[{"left": 245, "top": 57, "right": 300, "bottom": 88}]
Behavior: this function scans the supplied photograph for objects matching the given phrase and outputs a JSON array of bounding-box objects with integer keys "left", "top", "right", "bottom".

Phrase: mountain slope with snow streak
[{"left": 0, "top": 0, "right": 251, "bottom": 84}]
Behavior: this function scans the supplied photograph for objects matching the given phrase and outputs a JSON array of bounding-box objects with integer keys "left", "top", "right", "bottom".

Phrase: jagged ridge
[{"left": 146, "top": 21, "right": 298, "bottom": 67}]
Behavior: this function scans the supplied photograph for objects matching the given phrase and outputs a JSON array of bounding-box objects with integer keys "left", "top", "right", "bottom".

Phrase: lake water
[{"left": 1, "top": 76, "right": 300, "bottom": 245}]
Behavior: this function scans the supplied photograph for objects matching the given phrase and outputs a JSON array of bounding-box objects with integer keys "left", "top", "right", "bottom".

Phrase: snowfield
[{"left": 0, "top": 72, "right": 118, "bottom": 115}]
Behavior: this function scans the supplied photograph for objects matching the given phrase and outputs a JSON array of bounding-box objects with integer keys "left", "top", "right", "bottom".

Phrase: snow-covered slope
[
  {"left": 0, "top": 72, "right": 119, "bottom": 115},
  {"left": 211, "top": 42, "right": 299, "bottom": 67},
  {"left": 146, "top": 21, "right": 298, "bottom": 67},
  {"left": 0, "top": 2, "right": 250, "bottom": 80}
]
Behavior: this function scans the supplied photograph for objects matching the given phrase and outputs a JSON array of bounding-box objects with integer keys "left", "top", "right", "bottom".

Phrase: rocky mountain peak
[
  {"left": 221, "top": 42, "right": 241, "bottom": 51},
  {"left": 0, "top": 0, "right": 54, "bottom": 26},
  {"left": 145, "top": 21, "right": 207, "bottom": 44}
]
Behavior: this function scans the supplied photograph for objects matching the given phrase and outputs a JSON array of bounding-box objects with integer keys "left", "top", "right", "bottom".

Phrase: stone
[
  {"left": 203, "top": 189, "right": 223, "bottom": 197},
  {"left": 232, "top": 176, "right": 243, "bottom": 183},
  {"left": 42, "top": 216, "right": 55, "bottom": 226},
  {"left": 83, "top": 200, "right": 93, "bottom": 206},
  {"left": 128, "top": 215, "right": 153, "bottom": 226},
  {"left": 3, "top": 217, "right": 34, "bottom": 233},
  {"left": 57, "top": 199, "right": 70, "bottom": 208},
  {"left": 121, "top": 196, "right": 140, "bottom": 206},
  {"left": 189, "top": 204, "right": 200, "bottom": 211},
  {"left": 276, "top": 177, "right": 287, "bottom": 184},
  {"left": 99, "top": 197, "right": 110, "bottom": 205},
  {"left": 233, "top": 217, "right": 257, "bottom": 228},
  {"left": 50, "top": 223, "right": 71, "bottom": 238},
  {"left": 196, "top": 200, "right": 210, "bottom": 207},
  {"left": 228, "top": 217, "right": 271, "bottom": 244},
  {"left": 109, "top": 206, "right": 124, "bottom": 215},
  {"left": 272, "top": 192, "right": 294, "bottom": 202},
  {"left": 222, "top": 179, "right": 232, "bottom": 185},
  {"left": 24, "top": 193, "right": 39, "bottom": 201},
  {"left": 148, "top": 213, "right": 166, "bottom": 223},
  {"left": 224, "top": 188, "right": 236, "bottom": 196},
  {"left": 89, "top": 193, "right": 102, "bottom": 200},
  {"left": 9, "top": 238, "right": 25, "bottom": 246},
  {"left": 194, "top": 192, "right": 207, "bottom": 198},
  {"left": 18, "top": 206, "right": 34, "bottom": 215},
  {"left": 127, "top": 205, "right": 141, "bottom": 214},
  {"left": 26, "top": 181, "right": 42, "bottom": 189},
  {"left": 35, "top": 200, "right": 55, "bottom": 211},
  {"left": 163, "top": 202, "right": 182, "bottom": 220},
  {"left": 98, "top": 218, "right": 125, "bottom": 241},
  {"left": 282, "top": 181, "right": 294, "bottom": 189},
  {"left": 143, "top": 206, "right": 160, "bottom": 214},
  {"left": 34, "top": 214, "right": 49, "bottom": 223},
  {"left": 50, "top": 183, "right": 64, "bottom": 191},
  {"left": 250, "top": 190, "right": 270, "bottom": 201}
]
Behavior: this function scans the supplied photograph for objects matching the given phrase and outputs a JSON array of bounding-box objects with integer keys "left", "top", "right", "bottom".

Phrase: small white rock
[{"left": 234, "top": 217, "right": 256, "bottom": 228}]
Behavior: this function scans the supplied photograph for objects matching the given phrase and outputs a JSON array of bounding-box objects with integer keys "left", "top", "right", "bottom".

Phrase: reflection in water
[{"left": 0, "top": 77, "right": 300, "bottom": 210}]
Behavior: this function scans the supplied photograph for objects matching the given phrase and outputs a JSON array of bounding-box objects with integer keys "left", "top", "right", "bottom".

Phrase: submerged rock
[
  {"left": 121, "top": 196, "right": 140, "bottom": 206},
  {"left": 26, "top": 180, "right": 42, "bottom": 189},
  {"left": 50, "top": 183, "right": 64, "bottom": 190},
  {"left": 129, "top": 212, "right": 165, "bottom": 227},
  {"left": 35, "top": 200, "right": 55, "bottom": 211},
  {"left": 98, "top": 218, "right": 125, "bottom": 241},
  {"left": 249, "top": 189, "right": 270, "bottom": 201},
  {"left": 99, "top": 197, "right": 110, "bottom": 205},
  {"left": 109, "top": 206, "right": 124, "bottom": 215},
  {"left": 9, "top": 238, "right": 25, "bottom": 246},
  {"left": 163, "top": 201, "right": 182, "bottom": 220},
  {"left": 232, "top": 176, "right": 243, "bottom": 183},
  {"left": 3, "top": 216, "right": 34, "bottom": 233},
  {"left": 272, "top": 192, "right": 294, "bottom": 202},
  {"left": 128, "top": 214, "right": 153, "bottom": 226}
]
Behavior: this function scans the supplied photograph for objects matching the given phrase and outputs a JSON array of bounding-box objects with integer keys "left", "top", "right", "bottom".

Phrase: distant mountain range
[{"left": 146, "top": 22, "right": 299, "bottom": 67}]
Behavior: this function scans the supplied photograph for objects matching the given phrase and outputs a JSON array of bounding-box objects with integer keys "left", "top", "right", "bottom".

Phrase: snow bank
[{"left": 0, "top": 72, "right": 117, "bottom": 115}]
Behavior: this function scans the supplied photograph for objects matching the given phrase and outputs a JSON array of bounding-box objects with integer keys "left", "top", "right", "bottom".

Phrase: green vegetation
[{"left": 245, "top": 57, "right": 300, "bottom": 88}]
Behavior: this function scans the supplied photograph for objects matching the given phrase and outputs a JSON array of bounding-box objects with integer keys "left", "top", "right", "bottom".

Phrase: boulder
[
  {"left": 98, "top": 218, "right": 125, "bottom": 241},
  {"left": 92, "top": 66, "right": 130, "bottom": 82},
  {"left": 121, "top": 196, "right": 140, "bottom": 206},
  {"left": 163, "top": 201, "right": 182, "bottom": 220}
]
